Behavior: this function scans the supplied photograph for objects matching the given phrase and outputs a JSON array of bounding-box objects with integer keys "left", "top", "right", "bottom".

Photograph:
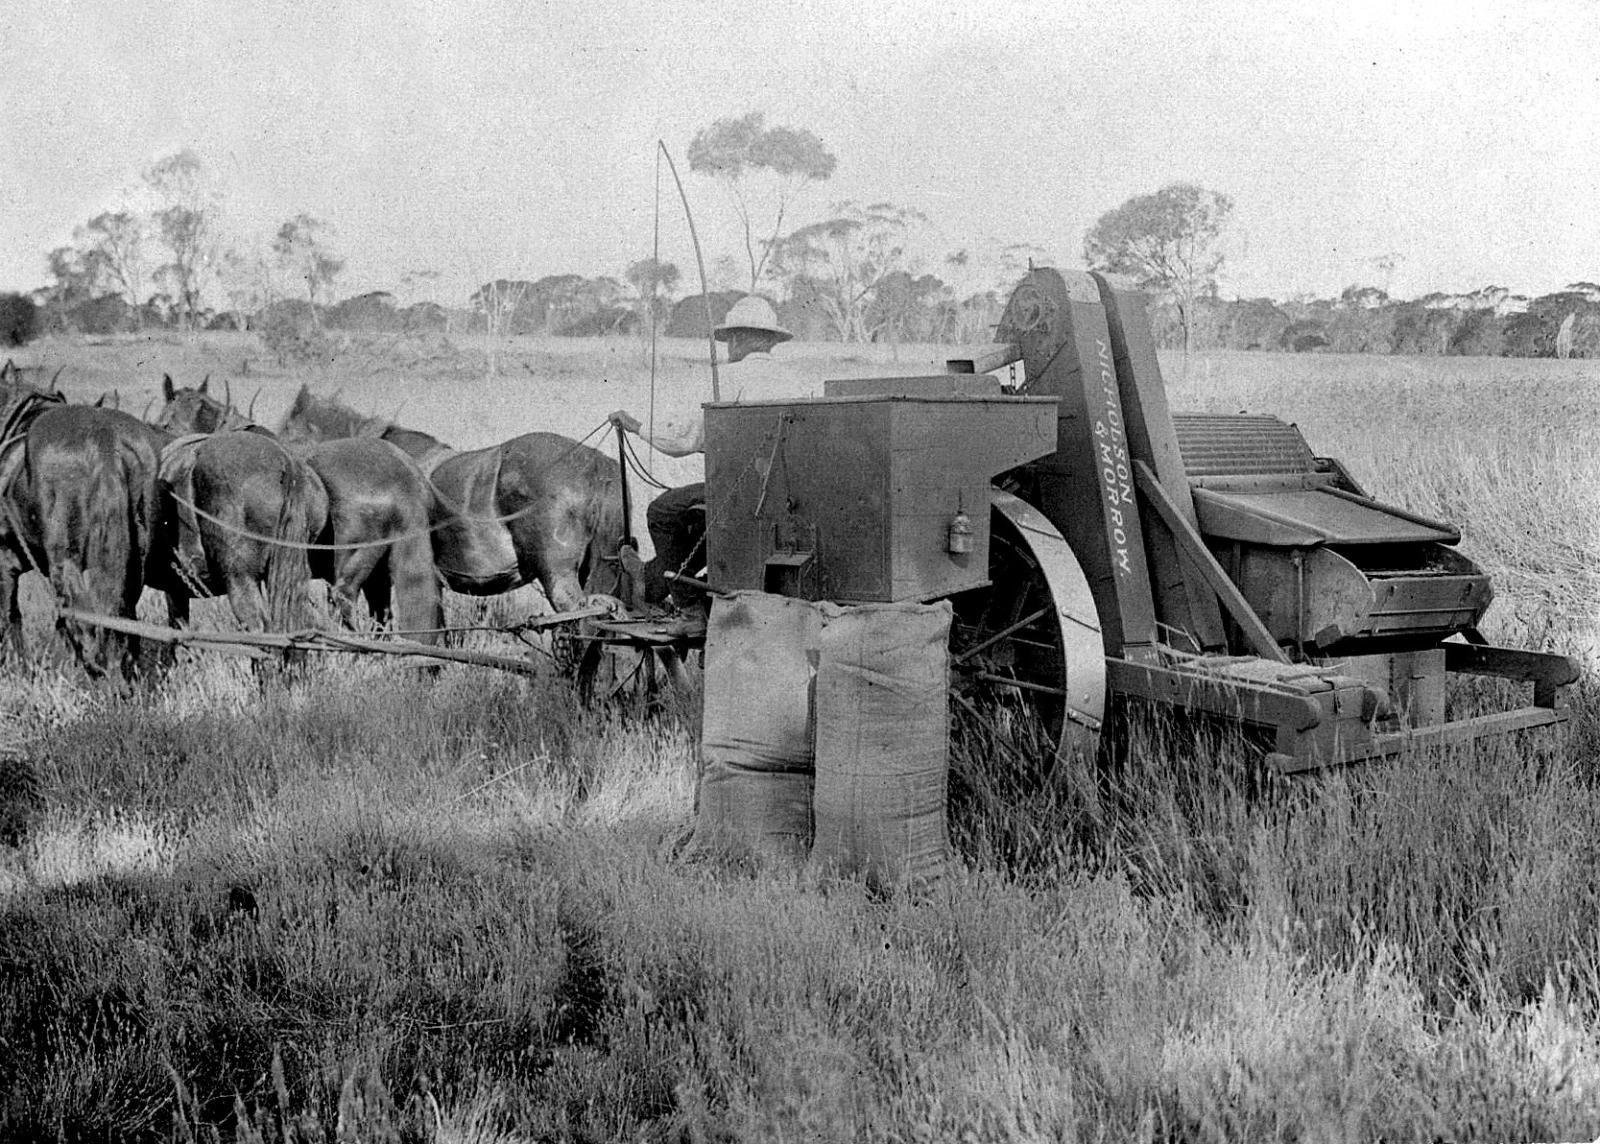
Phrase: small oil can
[{"left": 947, "top": 509, "right": 973, "bottom": 555}]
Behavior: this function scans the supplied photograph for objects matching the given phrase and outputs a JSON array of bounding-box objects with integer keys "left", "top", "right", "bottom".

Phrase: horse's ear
[
  {"left": 48, "top": 366, "right": 63, "bottom": 391},
  {"left": 291, "top": 385, "right": 309, "bottom": 413},
  {"left": 162, "top": 374, "right": 175, "bottom": 403},
  {"left": 247, "top": 387, "right": 261, "bottom": 420},
  {"left": 199, "top": 374, "right": 210, "bottom": 397},
  {"left": 223, "top": 376, "right": 232, "bottom": 411},
  {"left": 94, "top": 393, "right": 106, "bottom": 408}
]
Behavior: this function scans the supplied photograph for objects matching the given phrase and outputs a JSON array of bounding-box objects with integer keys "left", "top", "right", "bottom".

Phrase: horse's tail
[
  {"left": 389, "top": 472, "right": 444, "bottom": 644},
  {"left": 125, "top": 435, "right": 168, "bottom": 671},
  {"left": 116, "top": 435, "right": 160, "bottom": 610},
  {"left": 263, "top": 455, "right": 321, "bottom": 633},
  {"left": 49, "top": 428, "right": 138, "bottom": 675},
  {"left": 578, "top": 448, "right": 629, "bottom": 599}
]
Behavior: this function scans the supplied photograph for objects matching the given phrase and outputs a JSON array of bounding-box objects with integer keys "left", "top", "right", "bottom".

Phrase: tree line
[
  {"left": 1161, "top": 285, "right": 1600, "bottom": 358},
  {"left": 8, "top": 125, "right": 1600, "bottom": 361}
]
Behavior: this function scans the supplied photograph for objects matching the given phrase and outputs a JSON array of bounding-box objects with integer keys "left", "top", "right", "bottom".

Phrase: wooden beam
[
  {"left": 1105, "top": 657, "right": 1322, "bottom": 731},
  {"left": 58, "top": 608, "right": 545, "bottom": 678},
  {"left": 1443, "top": 642, "right": 1580, "bottom": 707},
  {"left": 1271, "top": 705, "right": 1570, "bottom": 774},
  {"left": 1132, "top": 461, "right": 1289, "bottom": 664}
]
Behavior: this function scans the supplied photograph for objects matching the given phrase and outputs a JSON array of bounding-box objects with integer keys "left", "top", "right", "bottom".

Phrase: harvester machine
[
  {"left": 946, "top": 268, "right": 1579, "bottom": 771},
  {"left": 700, "top": 268, "right": 1579, "bottom": 773}
]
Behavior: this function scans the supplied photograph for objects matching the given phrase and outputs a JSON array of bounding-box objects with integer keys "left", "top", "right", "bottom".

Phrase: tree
[
  {"left": 1448, "top": 309, "right": 1503, "bottom": 357},
  {"left": 688, "top": 111, "right": 837, "bottom": 293},
  {"left": 625, "top": 257, "right": 681, "bottom": 331},
  {"left": 868, "top": 270, "right": 948, "bottom": 348},
  {"left": 0, "top": 294, "right": 39, "bottom": 348},
  {"left": 1389, "top": 301, "right": 1457, "bottom": 356},
  {"left": 1083, "top": 182, "right": 1233, "bottom": 353},
  {"left": 1501, "top": 291, "right": 1600, "bottom": 359},
  {"left": 327, "top": 291, "right": 401, "bottom": 333},
  {"left": 78, "top": 211, "right": 145, "bottom": 328},
  {"left": 144, "top": 149, "right": 218, "bottom": 331},
  {"left": 1556, "top": 311, "right": 1577, "bottom": 359},
  {"left": 216, "top": 245, "right": 274, "bottom": 331},
  {"left": 625, "top": 257, "right": 680, "bottom": 301},
  {"left": 665, "top": 290, "right": 745, "bottom": 338},
  {"left": 44, "top": 246, "right": 98, "bottom": 313},
  {"left": 400, "top": 269, "right": 448, "bottom": 333},
  {"left": 1220, "top": 297, "right": 1290, "bottom": 350},
  {"left": 1338, "top": 285, "right": 1390, "bottom": 310},
  {"left": 560, "top": 277, "right": 631, "bottom": 336},
  {"left": 525, "top": 274, "right": 587, "bottom": 332},
  {"left": 470, "top": 278, "right": 533, "bottom": 375},
  {"left": 773, "top": 201, "right": 928, "bottom": 342},
  {"left": 1325, "top": 300, "right": 1396, "bottom": 354},
  {"left": 273, "top": 215, "right": 344, "bottom": 310}
]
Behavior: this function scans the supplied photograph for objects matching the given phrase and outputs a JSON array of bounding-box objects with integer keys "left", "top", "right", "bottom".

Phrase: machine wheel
[
  {"left": 573, "top": 628, "right": 694, "bottom": 710},
  {"left": 948, "top": 491, "right": 1105, "bottom": 778}
]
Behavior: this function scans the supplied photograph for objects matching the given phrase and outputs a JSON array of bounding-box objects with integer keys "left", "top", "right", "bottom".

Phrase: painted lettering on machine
[{"left": 1091, "top": 337, "right": 1135, "bottom": 577}]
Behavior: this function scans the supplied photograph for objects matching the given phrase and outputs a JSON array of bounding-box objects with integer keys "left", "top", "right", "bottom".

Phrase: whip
[{"left": 656, "top": 140, "right": 720, "bottom": 403}]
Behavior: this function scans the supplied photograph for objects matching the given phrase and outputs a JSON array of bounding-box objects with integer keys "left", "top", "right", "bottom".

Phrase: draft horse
[
  {"left": 0, "top": 381, "right": 168, "bottom": 676},
  {"left": 277, "top": 386, "right": 628, "bottom": 614},
  {"left": 152, "top": 378, "right": 328, "bottom": 636},
  {"left": 156, "top": 378, "right": 442, "bottom": 642}
]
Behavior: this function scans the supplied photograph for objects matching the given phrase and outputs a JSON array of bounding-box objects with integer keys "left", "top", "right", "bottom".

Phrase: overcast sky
[{"left": 3, "top": 0, "right": 1597, "bottom": 305}]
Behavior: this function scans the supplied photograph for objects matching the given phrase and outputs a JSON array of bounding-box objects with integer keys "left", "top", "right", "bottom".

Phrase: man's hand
[{"left": 608, "top": 409, "right": 642, "bottom": 435}]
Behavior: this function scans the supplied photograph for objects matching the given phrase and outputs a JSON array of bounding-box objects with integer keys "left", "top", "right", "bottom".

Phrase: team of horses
[{"left": 0, "top": 362, "right": 629, "bottom": 679}]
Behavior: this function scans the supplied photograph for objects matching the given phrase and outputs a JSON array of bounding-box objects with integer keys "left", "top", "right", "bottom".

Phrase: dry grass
[{"left": 0, "top": 333, "right": 1597, "bottom": 1139}]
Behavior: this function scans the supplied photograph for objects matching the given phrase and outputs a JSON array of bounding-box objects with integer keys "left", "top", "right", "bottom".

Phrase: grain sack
[
  {"left": 689, "top": 591, "right": 821, "bottom": 865},
  {"left": 811, "top": 600, "right": 952, "bottom": 895}
]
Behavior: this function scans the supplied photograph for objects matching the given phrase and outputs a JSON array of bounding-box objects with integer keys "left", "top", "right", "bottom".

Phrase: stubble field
[{"left": 1, "top": 329, "right": 1598, "bottom": 1141}]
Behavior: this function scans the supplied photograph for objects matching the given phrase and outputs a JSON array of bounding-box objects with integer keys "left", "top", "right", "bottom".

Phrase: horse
[
  {"left": 277, "top": 386, "right": 628, "bottom": 613},
  {"left": 0, "top": 379, "right": 69, "bottom": 659},
  {"left": 0, "top": 386, "right": 168, "bottom": 677},
  {"left": 156, "top": 379, "right": 442, "bottom": 642},
  {"left": 151, "top": 381, "right": 328, "bottom": 637},
  {"left": 0, "top": 360, "right": 63, "bottom": 391}
]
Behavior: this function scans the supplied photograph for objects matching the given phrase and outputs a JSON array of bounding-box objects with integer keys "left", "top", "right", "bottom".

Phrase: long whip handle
[{"left": 657, "top": 140, "right": 720, "bottom": 402}]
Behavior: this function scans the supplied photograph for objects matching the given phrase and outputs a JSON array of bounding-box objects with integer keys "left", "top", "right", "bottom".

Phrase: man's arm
[{"left": 608, "top": 410, "right": 704, "bottom": 457}]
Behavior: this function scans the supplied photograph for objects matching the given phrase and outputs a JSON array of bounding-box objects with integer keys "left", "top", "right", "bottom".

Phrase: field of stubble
[{"left": 1, "top": 329, "right": 1598, "bottom": 1142}]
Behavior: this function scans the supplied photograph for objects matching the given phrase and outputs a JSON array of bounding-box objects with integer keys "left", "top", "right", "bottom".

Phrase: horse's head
[
  {"left": 0, "top": 360, "right": 67, "bottom": 441},
  {"left": 278, "top": 384, "right": 376, "bottom": 445},
  {"left": 0, "top": 375, "right": 66, "bottom": 443},
  {"left": 155, "top": 374, "right": 254, "bottom": 435},
  {"left": 0, "top": 360, "right": 58, "bottom": 394}
]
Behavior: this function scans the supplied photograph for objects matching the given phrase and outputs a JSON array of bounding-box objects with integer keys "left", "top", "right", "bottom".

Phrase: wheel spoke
[
  {"left": 973, "top": 671, "right": 1069, "bottom": 697},
  {"left": 948, "top": 493, "right": 1105, "bottom": 776},
  {"left": 954, "top": 605, "right": 1051, "bottom": 663}
]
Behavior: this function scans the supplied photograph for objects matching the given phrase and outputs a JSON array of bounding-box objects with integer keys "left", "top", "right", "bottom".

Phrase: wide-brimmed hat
[{"left": 713, "top": 296, "right": 793, "bottom": 343}]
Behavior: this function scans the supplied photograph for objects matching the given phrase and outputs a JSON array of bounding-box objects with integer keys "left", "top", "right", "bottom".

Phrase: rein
[{"left": 158, "top": 405, "right": 617, "bottom": 554}]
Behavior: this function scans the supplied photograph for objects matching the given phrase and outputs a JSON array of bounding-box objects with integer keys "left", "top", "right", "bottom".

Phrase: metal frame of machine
[{"left": 696, "top": 267, "right": 1579, "bottom": 773}]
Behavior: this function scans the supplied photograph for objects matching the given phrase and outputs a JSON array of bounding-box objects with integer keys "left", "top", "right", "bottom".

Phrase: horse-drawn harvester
[
  {"left": 620, "top": 267, "right": 1579, "bottom": 773},
  {"left": 2, "top": 271, "right": 1576, "bottom": 774}
]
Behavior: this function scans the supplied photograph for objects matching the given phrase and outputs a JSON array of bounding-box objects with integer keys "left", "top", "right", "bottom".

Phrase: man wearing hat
[{"left": 608, "top": 295, "right": 816, "bottom": 631}]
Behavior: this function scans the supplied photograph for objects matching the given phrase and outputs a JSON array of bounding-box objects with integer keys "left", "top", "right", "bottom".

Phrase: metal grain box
[{"left": 704, "top": 395, "right": 1058, "bottom": 603}]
